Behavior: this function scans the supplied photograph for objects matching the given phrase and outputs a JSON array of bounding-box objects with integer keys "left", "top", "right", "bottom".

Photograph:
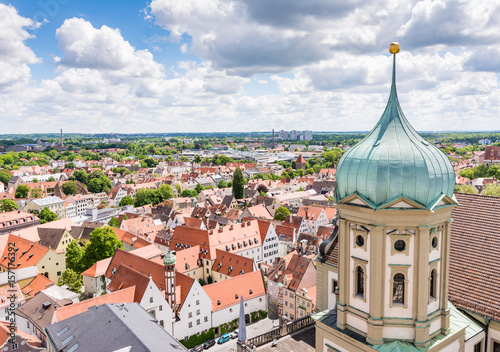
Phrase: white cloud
[{"left": 0, "top": 3, "right": 40, "bottom": 91}]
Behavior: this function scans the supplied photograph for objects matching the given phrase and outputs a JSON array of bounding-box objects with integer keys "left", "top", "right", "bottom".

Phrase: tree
[
  {"left": 459, "top": 169, "right": 475, "bottom": 180},
  {"left": 65, "top": 241, "right": 85, "bottom": 273},
  {"left": 38, "top": 207, "right": 58, "bottom": 224},
  {"left": 66, "top": 162, "right": 76, "bottom": 169},
  {"left": 134, "top": 189, "right": 155, "bottom": 207},
  {"left": 47, "top": 176, "right": 56, "bottom": 182},
  {"left": 193, "top": 155, "right": 202, "bottom": 163},
  {"left": 217, "top": 180, "right": 227, "bottom": 189},
  {"left": 71, "top": 169, "right": 88, "bottom": 185},
  {"left": 273, "top": 206, "right": 291, "bottom": 221},
  {"left": 195, "top": 183, "right": 204, "bottom": 194},
  {"left": 0, "top": 199, "right": 18, "bottom": 212},
  {"left": 0, "top": 171, "right": 11, "bottom": 186},
  {"left": 15, "top": 185, "right": 30, "bottom": 198},
  {"left": 81, "top": 227, "right": 123, "bottom": 271},
  {"left": 32, "top": 178, "right": 38, "bottom": 183},
  {"left": 180, "top": 189, "right": 197, "bottom": 198},
  {"left": 31, "top": 188, "right": 43, "bottom": 198},
  {"left": 232, "top": 167, "right": 244, "bottom": 199},
  {"left": 62, "top": 181, "right": 79, "bottom": 196},
  {"left": 482, "top": 183, "right": 500, "bottom": 197},
  {"left": 456, "top": 184, "right": 479, "bottom": 194},
  {"left": 157, "top": 184, "right": 174, "bottom": 203},
  {"left": 58, "top": 269, "right": 82, "bottom": 293},
  {"left": 119, "top": 196, "right": 134, "bottom": 207},
  {"left": 108, "top": 217, "right": 120, "bottom": 228}
]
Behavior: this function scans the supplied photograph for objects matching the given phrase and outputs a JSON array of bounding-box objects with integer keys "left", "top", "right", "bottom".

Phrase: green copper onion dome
[
  {"left": 335, "top": 44, "right": 455, "bottom": 209},
  {"left": 163, "top": 250, "right": 176, "bottom": 266}
]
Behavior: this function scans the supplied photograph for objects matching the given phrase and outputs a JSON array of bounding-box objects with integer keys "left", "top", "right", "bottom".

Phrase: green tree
[
  {"left": 0, "top": 199, "right": 18, "bottom": 212},
  {"left": 193, "top": 155, "right": 202, "bottom": 163},
  {"left": 31, "top": 188, "right": 43, "bottom": 198},
  {"left": 108, "top": 217, "right": 120, "bottom": 228},
  {"left": 66, "top": 162, "right": 76, "bottom": 169},
  {"left": 62, "top": 181, "right": 79, "bottom": 196},
  {"left": 232, "top": 167, "right": 244, "bottom": 199},
  {"left": 487, "top": 165, "right": 500, "bottom": 179},
  {"left": 66, "top": 241, "right": 85, "bottom": 273},
  {"left": 217, "top": 180, "right": 227, "bottom": 188},
  {"left": 119, "top": 196, "right": 134, "bottom": 207},
  {"left": 47, "top": 176, "right": 56, "bottom": 182},
  {"left": 71, "top": 169, "right": 88, "bottom": 185},
  {"left": 57, "top": 269, "right": 82, "bottom": 293},
  {"left": 273, "top": 206, "right": 291, "bottom": 221},
  {"left": 456, "top": 184, "right": 479, "bottom": 194},
  {"left": 0, "top": 171, "right": 11, "bottom": 186},
  {"left": 157, "top": 184, "right": 174, "bottom": 203},
  {"left": 459, "top": 169, "right": 475, "bottom": 180},
  {"left": 181, "top": 189, "right": 197, "bottom": 198},
  {"left": 15, "top": 185, "right": 30, "bottom": 198},
  {"left": 38, "top": 207, "right": 58, "bottom": 224},
  {"left": 195, "top": 183, "right": 204, "bottom": 194},
  {"left": 32, "top": 178, "right": 38, "bottom": 183},
  {"left": 482, "top": 183, "right": 500, "bottom": 197},
  {"left": 81, "top": 227, "right": 123, "bottom": 271},
  {"left": 174, "top": 184, "right": 182, "bottom": 194}
]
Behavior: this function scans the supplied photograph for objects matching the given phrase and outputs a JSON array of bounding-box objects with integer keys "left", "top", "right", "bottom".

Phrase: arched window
[
  {"left": 393, "top": 273, "right": 405, "bottom": 304},
  {"left": 430, "top": 269, "right": 436, "bottom": 299},
  {"left": 356, "top": 266, "right": 364, "bottom": 297}
]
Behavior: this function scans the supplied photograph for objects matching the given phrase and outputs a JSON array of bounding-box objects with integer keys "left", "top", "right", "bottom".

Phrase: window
[
  {"left": 285, "top": 301, "right": 288, "bottom": 306},
  {"left": 474, "top": 341, "right": 482, "bottom": 352},
  {"left": 394, "top": 240, "right": 406, "bottom": 252},
  {"left": 393, "top": 273, "right": 405, "bottom": 304},
  {"left": 150, "top": 297, "right": 153, "bottom": 303},
  {"left": 159, "top": 305, "right": 163, "bottom": 311},
  {"left": 57, "top": 271, "right": 61, "bottom": 276},
  {"left": 331, "top": 279, "right": 337, "bottom": 293},
  {"left": 196, "top": 309, "right": 200, "bottom": 315},
  {"left": 204, "top": 316, "right": 208, "bottom": 322},
  {"left": 196, "top": 300, "right": 200, "bottom": 305},
  {"left": 430, "top": 269, "right": 436, "bottom": 300},
  {"left": 11, "top": 343, "right": 18, "bottom": 350},
  {"left": 160, "top": 320, "right": 164, "bottom": 327},
  {"left": 188, "top": 312, "right": 192, "bottom": 318},
  {"left": 188, "top": 322, "right": 192, "bottom": 328},
  {"left": 355, "top": 235, "right": 364, "bottom": 247},
  {"left": 432, "top": 237, "right": 438, "bottom": 248},
  {"left": 197, "top": 319, "right": 200, "bottom": 325},
  {"left": 356, "top": 266, "right": 364, "bottom": 297},
  {"left": 290, "top": 304, "right": 293, "bottom": 309}
]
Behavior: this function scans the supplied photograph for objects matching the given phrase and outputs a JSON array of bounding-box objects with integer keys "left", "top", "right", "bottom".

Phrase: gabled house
[
  {"left": 37, "top": 228, "right": 73, "bottom": 252},
  {"left": 203, "top": 270, "right": 267, "bottom": 329},
  {"left": 296, "top": 205, "right": 330, "bottom": 235},
  {"left": 0, "top": 235, "right": 65, "bottom": 282},
  {"left": 210, "top": 249, "right": 256, "bottom": 283}
]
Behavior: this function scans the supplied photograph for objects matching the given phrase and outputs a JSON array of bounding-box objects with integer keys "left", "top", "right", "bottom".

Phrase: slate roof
[
  {"left": 45, "top": 303, "right": 188, "bottom": 352},
  {"left": 37, "top": 228, "right": 67, "bottom": 249},
  {"left": 449, "top": 193, "right": 500, "bottom": 320}
]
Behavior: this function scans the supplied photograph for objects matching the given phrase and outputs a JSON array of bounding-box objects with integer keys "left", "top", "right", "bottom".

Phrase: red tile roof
[
  {"left": 175, "top": 246, "right": 201, "bottom": 273},
  {"left": 449, "top": 193, "right": 500, "bottom": 320},
  {"left": 203, "top": 271, "right": 265, "bottom": 311},
  {"left": 21, "top": 273, "right": 54, "bottom": 297},
  {"left": 211, "top": 249, "right": 254, "bottom": 278},
  {"left": 55, "top": 286, "right": 135, "bottom": 322},
  {"left": 0, "top": 234, "right": 48, "bottom": 270},
  {"left": 108, "top": 264, "right": 150, "bottom": 303}
]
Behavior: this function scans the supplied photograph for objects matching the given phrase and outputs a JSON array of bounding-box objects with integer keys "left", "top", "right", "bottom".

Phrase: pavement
[
  {"left": 200, "top": 318, "right": 315, "bottom": 352},
  {"left": 201, "top": 316, "right": 280, "bottom": 352}
]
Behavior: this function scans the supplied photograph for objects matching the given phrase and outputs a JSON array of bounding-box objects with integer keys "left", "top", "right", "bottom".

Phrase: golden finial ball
[{"left": 389, "top": 42, "right": 400, "bottom": 54}]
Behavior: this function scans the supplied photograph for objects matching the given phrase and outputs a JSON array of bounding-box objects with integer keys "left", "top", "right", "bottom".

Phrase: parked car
[
  {"left": 190, "top": 346, "right": 203, "bottom": 352},
  {"left": 203, "top": 339, "right": 215, "bottom": 349},
  {"left": 230, "top": 331, "right": 238, "bottom": 339},
  {"left": 217, "top": 334, "right": 231, "bottom": 344}
]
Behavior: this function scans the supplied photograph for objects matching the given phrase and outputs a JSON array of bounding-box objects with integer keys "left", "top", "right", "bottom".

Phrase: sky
[{"left": 1, "top": 0, "right": 500, "bottom": 134}]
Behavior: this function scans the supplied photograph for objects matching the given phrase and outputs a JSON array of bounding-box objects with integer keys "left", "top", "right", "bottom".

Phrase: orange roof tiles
[
  {"left": 175, "top": 246, "right": 201, "bottom": 273},
  {"left": 0, "top": 321, "right": 42, "bottom": 348},
  {"left": 108, "top": 265, "right": 150, "bottom": 303},
  {"left": 21, "top": 273, "right": 54, "bottom": 297},
  {"left": 449, "top": 193, "right": 500, "bottom": 320},
  {"left": 81, "top": 258, "right": 112, "bottom": 278},
  {"left": 0, "top": 235, "right": 48, "bottom": 270},
  {"left": 211, "top": 249, "right": 254, "bottom": 278},
  {"left": 55, "top": 286, "right": 135, "bottom": 322},
  {"left": 203, "top": 271, "right": 265, "bottom": 311}
]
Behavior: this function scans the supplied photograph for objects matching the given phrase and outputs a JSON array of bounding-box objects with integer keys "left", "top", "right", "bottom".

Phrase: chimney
[{"left": 60, "top": 129, "right": 63, "bottom": 147}]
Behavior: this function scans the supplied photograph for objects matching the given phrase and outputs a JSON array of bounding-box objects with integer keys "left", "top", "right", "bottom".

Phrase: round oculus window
[
  {"left": 394, "top": 240, "right": 406, "bottom": 252},
  {"left": 356, "top": 235, "right": 364, "bottom": 247}
]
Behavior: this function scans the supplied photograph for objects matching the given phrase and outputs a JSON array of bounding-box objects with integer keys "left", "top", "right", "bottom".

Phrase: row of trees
[{"left": 459, "top": 164, "right": 500, "bottom": 180}]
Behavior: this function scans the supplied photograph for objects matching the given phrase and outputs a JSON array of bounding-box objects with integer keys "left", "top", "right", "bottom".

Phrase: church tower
[
  {"left": 164, "top": 250, "right": 177, "bottom": 319},
  {"left": 316, "top": 43, "right": 460, "bottom": 350}
]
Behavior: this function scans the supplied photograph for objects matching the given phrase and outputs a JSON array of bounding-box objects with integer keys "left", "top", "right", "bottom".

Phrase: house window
[
  {"left": 188, "top": 312, "right": 192, "bottom": 318},
  {"left": 159, "top": 305, "right": 163, "bottom": 311},
  {"left": 188, "top": 322, "right": 192, "bottom": 328},
  {"left": 430, "top": 269, "right": 436, "bottom": 300},
  {"left": 159, "top": 320, "right": 164, "bottom": 327},
  {"left": 196, "top": 300, "right": 200, "bottom": 305},
  {"left": 11, "top": 343, "right": 18, "bottom": 350},
  {"left": 393, "top": 273, "right": 405, "bottom": 304},
  {"left": 204, "top": 316, "right": 208, "bottom": 322},
  {"left": 356, "top": 266, "right": 364, "bottom": 297},
  {"left": 331, "top": 279, "right": 337, "bottom": 293},
  {"left": 474, "top": 341, "right": 482, "bottom": 352},
  {"left": 150, "top": 297, "right": 153, "bottom": 303},
  {"left": 57, "top": 271, "right": 61, "bottom": 276},
  {"left": 196, "top": 309, "right": 200, "bottom": 315},
  {"left": 197, "top": 319, "right": 200, "bottom": 325},
  {"left": 493, "top": 341, "right": 500, "bottom": 352}
]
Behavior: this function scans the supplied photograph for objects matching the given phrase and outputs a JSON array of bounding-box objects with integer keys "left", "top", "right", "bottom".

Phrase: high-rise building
[
  {"left": 290, "top": 130, "right": 298, "bottom": 140},
  {"left": 303, "top": 130, "right": 313, "bottom": 141},
  {"left": 279, "top": 130, "right": 288, "bottom": 139}
]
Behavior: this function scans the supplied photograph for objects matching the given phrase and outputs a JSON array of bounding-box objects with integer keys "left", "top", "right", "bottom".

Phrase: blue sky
[{"left": 0, "top": 0, "right": 500, "bottom": 133}]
